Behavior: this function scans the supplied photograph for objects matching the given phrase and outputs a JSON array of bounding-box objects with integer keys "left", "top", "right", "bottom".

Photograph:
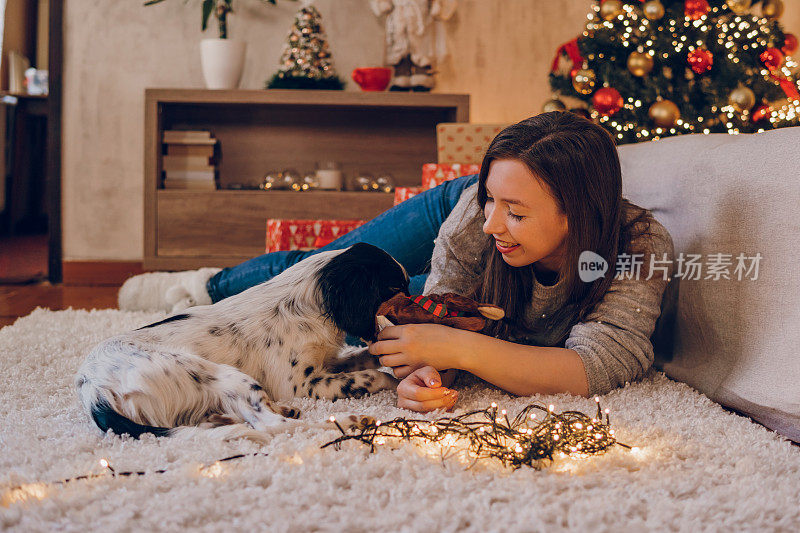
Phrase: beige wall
[{"left": 62, "top": 0, "right": 800, "bottom": 261}]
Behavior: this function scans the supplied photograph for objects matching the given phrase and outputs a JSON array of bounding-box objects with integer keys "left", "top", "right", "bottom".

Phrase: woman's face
[{"left": 482, "top": 158, "right": 569, "bottom": 273}]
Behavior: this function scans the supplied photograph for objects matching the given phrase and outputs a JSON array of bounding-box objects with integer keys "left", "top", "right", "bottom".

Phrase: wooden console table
[{"left": 144, "top": 89, "right": 469, "bottom": 270}]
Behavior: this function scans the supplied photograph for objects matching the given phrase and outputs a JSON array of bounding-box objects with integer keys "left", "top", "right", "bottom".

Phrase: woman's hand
[
  {"left": 396, "top": 366, "right": 458, "bottom": 413},
  {"left": 369, "top": 323, "right": 467, "bottom": 379}
]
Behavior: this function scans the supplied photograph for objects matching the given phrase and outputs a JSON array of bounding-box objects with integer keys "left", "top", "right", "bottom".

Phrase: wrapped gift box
[
  {"left": 421, "top": 163, "right": 481, "bottom": 190},
  {"left": 436, "top": 123, "right": 507, "bottom": 164},
  {"left": 266, "top": 219, "right": 366, "bottom": 253},
  {"left": 394, "top": 186, "right": 424, "bottom": 205}
]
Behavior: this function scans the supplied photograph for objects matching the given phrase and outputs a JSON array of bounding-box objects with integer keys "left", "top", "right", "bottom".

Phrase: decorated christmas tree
[
  {"left": 548, "top": 0, "right": 800, "bottom": 144},
  {"left": 266, "top": 3, "right": 345, "bottom": 90}
]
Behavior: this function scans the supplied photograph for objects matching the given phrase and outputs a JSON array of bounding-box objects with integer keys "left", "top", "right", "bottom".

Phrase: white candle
[{"left": 316, "top": 169, "right": 343, "bottom": 190}]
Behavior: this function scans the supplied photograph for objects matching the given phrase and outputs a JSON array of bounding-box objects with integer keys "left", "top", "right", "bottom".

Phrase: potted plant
[{"left": 144, "top": 0, "right": 289, "bottom": 89}]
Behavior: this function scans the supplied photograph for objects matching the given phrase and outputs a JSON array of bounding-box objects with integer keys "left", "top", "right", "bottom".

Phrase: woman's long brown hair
[{"left": 468, "top": 111, "right": 653, "bottom": 340}]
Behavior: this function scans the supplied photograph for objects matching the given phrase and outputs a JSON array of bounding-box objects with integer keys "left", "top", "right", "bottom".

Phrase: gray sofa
[{"left": 618, "top": 126, "right": 800, "bottom": 443}]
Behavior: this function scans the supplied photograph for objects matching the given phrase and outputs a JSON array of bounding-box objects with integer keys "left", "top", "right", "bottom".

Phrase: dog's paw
[
  {"left": 343, "top": 414, "right": 377, "bottom": 431},
  {"left": 371, "top": 369, "right": 400, "bottom": 391},
  {"left": 275, "top": 404, "right": 301, "bottom": 419},
  {"left": 205, "top": 414, "right": 239, "bottom": 427}
]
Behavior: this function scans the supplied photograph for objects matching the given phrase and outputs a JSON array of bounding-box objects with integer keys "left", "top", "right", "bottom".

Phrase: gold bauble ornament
[
  {"left": 726, "top": 0, "right": 752, "bottom": 15},
  {"left": 572, "top": 68, "right": 597, "bottom": 95},
  {"left": 728, "top": 86, "right": 756, "bottom": 112},
  {"left": 600, "top": 0, "right": 624, "bottom": 21},
  {"left": 762, "top": 0, "right": 784, "bottom": 19},
  {"left": 643, "top": 0, "right": 665, "bottom": 20},
  {"left": 627, "top": 51, "right": 654, "bottom": 77},
  {"left": 648, "top": 99, "right": 680, "bottom": 127},
  {"left": 542, "top": 98, "right": 567, "bottom": 113}
]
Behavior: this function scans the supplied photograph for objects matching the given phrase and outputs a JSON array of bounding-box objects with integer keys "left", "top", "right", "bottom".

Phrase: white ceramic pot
[{"left": 200, "top": 39, "right": 246, "bottom": 89}]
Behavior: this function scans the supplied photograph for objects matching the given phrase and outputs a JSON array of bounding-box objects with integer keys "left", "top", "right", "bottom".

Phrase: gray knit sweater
[{"left": 423, "top": 183, "right": 675, "bottom": 396}]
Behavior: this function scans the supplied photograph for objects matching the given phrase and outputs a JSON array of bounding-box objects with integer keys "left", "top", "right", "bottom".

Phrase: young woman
[{"left": 120, "top": 112, "right": 674, "bottom": 414}]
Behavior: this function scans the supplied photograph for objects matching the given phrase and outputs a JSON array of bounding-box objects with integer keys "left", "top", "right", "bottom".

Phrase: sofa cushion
[{"left": 617, "top": 126, "right": 800, "bottom": 443}]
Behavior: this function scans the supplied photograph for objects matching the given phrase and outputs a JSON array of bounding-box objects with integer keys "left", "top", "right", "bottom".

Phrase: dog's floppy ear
[{"left": 318, "top": 244, "right": 404, "bottom": 341}]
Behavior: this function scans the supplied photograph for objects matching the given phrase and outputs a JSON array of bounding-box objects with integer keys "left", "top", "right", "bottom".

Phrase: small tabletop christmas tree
[
  {"left": 266, "top": 3, "right": 345, "bottom": 90},
  {"left": 548, "top": 0, "right": 800, "bottom": 144}
]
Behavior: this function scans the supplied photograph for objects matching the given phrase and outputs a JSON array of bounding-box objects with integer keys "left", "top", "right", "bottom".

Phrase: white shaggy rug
[{"left": 2, "top": 308, "right": 800, "bottom": 532}]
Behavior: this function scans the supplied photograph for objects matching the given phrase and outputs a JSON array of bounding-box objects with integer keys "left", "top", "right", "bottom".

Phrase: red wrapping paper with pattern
[
  {"left": 393, "top": 186, "right": 424, "bottom": 205},
  {"left": 421, "top": 163, "right": 481, "bottom": 190},
  {"left": 266, "top": 219, "right": 367, "bottom": 252}
]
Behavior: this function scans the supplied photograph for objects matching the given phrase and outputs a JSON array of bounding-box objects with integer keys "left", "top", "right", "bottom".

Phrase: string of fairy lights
[
  {"left": 1, "top": 453, "right": 268, "bottom": 507},
  {"left": 324, "top": 397, "right": 632, "bottom": 470},
  {"left": 548, "top": 0, "right": 800, "bottom": 143},
  {"left": 2, "top": 398, "right": 636, "bottom": 507}
]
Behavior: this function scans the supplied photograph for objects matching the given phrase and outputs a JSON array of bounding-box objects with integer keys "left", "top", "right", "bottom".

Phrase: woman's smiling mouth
[{"left": 495, "top": 238, "right": 520, "bottom": 254}]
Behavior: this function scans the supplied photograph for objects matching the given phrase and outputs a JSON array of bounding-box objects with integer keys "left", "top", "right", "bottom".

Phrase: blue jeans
[{"left": 207, "top": 174, "right": 480, "bottom": 302}]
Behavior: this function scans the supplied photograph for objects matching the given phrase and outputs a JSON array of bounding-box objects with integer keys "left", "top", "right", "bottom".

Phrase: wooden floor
[
  {"left": 0, "top": 234, "right": 48, "bottom": 283},
  {"left": 0, "top": 283, "right": 119, "bottom": 328}
]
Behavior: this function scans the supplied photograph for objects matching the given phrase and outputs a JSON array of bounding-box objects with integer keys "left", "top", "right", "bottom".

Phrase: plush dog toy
[{"left": 376, "top": 293, "right": 505, "bottom": 332}]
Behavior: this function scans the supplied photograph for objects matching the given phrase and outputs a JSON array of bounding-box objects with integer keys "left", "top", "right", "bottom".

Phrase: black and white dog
[{"left": 75, "top": 243, "right": 409, "bottom": 443}]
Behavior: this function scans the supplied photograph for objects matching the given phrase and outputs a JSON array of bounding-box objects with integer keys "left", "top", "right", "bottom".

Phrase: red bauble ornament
[
  {"left": 760, "top": 47, "right": 784, "bottom": 70},
  {"left": 687, "top": 48, "right": 713, "bottom": 74},
  {"left": 782, "top": 34, "right": 798, "bottom": 55},
  {"left": 592, "top": 87, "right": 624, "bottom": 116},
  {"left": 751, "top": 104, "right": 771, "bottom": 123},
  {"left": 684, "top": 0, "right": 710, "bottom": 20}
]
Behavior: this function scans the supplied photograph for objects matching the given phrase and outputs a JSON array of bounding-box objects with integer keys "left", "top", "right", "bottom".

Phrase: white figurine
[{"left": 370, "top": 0, "right": 457, "bottom": 91}]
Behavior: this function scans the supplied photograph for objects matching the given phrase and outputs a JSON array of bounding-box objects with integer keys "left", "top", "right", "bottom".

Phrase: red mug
[{"left": 352, "top": 67, "right": 392, "bottom": 91}]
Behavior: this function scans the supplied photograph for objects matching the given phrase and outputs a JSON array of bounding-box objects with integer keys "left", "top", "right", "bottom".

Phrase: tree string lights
[
  {"left": 266, "top": 3, "right": 345, "bottom": 90},
  {"left": 323, "top": 397, "right": 634, "bottom": 470},
  {"left": 548, "top": 0, "right": 800, "bottom": 143}
]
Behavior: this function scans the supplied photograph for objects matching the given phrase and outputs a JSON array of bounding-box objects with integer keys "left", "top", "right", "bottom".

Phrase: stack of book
[{"left": 162, "top": 130, "right": 218, "bottom": 190}]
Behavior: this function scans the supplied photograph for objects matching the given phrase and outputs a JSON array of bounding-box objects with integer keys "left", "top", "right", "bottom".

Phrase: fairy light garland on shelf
[
  {"left": 322, "top": 397, "right": 633, "bottom": 470},
  {"left": 2, "top": 398, "right": 634, "bottom": 506}
]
